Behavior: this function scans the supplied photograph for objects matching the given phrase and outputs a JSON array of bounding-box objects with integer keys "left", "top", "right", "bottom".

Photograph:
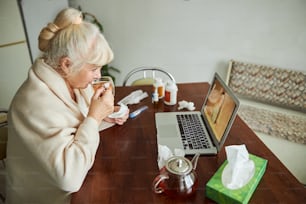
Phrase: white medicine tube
[{"left": 152, "top": 87, "right": 159, "bottom": 104}]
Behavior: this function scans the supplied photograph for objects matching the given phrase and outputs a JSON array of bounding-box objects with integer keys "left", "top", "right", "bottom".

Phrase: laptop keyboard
[{"left": 176, "top": 114, "right": 211, "bottom": 150}]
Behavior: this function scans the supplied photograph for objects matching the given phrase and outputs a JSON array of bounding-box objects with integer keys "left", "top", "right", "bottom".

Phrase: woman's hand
[
  {"left": 104, "top": 105, "right": 130, "bottom": 125},
  {"left": 88, "top": 87, "right": 114, "bottom": 124}
]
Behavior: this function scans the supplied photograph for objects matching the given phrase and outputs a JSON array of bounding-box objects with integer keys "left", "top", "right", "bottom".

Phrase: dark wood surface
[{"left": 71, "top": 82, "right": 306, "bottom": 203}]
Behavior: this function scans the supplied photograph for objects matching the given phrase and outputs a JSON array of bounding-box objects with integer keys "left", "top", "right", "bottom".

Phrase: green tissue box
[{"left": 206, "top": 154, "right": 267, "bottom": 204}]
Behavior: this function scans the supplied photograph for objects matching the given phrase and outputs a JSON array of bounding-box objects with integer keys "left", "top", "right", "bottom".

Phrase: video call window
[{"left": 204, "top": 79, "right": 236, "bottom": 141}]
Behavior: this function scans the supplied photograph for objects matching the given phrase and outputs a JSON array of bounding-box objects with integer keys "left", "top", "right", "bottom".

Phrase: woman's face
[{"left": 67, "top": 63, "right": 102, "bottom": 89}]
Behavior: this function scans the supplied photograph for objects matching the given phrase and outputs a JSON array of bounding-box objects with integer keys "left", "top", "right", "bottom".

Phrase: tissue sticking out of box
[
  {"left": 221, "top": 144, "right": 255, "bottom": 190},
  {"left": 157, "top": 144, "right": 185, "bottom": 169}
]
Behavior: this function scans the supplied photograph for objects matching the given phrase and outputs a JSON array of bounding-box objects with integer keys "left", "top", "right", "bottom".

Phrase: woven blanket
[
  {"left": 238, "top": 105, "right": 306, "bottom": 145},
  {"left": 228, "top": 60, "right": 306, "bottom": 112}
]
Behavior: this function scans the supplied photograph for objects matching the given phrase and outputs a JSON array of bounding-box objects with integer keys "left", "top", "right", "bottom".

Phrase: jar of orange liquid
[{"left": 153, "top": 78, "right": 165, "bottom": 99}]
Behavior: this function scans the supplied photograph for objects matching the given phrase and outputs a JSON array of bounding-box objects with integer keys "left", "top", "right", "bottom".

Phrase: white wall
[
  {"left": 0, "top": 0, "right": 69, "bottom": 109},
  {"left": 19, "top": 0, "right": 68, "bottom": 62},
  {"left": 73, "top": 0, "right": 306, "bottom": 85},
  {"left": 0, "top": 0, "right": 31, "bottom": 109}
]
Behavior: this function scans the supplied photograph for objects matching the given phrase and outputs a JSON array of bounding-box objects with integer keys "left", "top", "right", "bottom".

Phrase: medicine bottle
[
  {"left": 164, "top": 81, "right": 178, "bottom": 105},
  {"left": 153, "top": 78, "right": 164, "bottom": 99},
  {"left": 152, "top": 87, "right": 159, "bottom": 104}
]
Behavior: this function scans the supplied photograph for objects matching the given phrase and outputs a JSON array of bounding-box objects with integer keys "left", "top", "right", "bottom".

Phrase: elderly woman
[{"left": 6, "top": 8, "right": 129, "bottom": 204}]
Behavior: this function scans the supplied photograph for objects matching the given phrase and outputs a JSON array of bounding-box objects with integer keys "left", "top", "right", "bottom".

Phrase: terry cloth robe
[{"left": 6, "top": 59, "right": 113, "bottom": 204}]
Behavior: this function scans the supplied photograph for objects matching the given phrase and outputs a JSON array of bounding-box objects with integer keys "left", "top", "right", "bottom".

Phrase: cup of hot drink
[{"left": 92, "top": 76, "right": 115, "bottom": 95}]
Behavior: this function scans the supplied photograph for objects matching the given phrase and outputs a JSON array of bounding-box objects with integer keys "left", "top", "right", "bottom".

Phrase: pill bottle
[
  {"left": 153, "top": 78, "right": 164, "bottom": 99},
  {"left": 152, "top": 87, "right": 159, "bottom": 104},
  {"left": 164, "top": 81, "right": 178, "bottom": 105}
]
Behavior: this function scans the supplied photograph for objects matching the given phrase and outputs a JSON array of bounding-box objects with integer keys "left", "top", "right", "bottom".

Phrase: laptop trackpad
[
  {"left": 157, "top": 124, "right": 178, "bottom": 137},
  {"left": 157, "top": 124, "right": 183, "bottom": 152}
]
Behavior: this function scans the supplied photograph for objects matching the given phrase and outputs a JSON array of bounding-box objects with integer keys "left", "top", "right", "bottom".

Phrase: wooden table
[{"left": 71, "top": 83, "right": 306, "bottom": 203}]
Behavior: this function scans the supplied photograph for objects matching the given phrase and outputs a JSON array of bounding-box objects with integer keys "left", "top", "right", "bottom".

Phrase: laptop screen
[{"left": 201, "top": 73, "right": 240, "bottom": 151}]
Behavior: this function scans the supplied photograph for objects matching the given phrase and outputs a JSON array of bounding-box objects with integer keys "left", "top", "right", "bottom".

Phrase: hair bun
[
  {"left": 39, "top": 23, "right": 60, "bottom": 40},
  {"left": 38, "top": 23, "right": 60, "bottom": 52},
  {"left": 47, "top": 23, "right": 60, "bottom": 33}
]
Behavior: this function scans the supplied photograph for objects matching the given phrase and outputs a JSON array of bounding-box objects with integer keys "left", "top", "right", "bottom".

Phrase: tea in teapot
[{"left": 152, "top": 153, "right": 200, "bottom": 197}]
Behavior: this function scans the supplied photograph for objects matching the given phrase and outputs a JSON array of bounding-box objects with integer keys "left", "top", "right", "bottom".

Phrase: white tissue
[
  {"left": 108, "top": 103, "right": 128, "bottom": 118},
  {"left": 178, "top": 100, "right": 196, "bottom": 111},
  {"left": 157, "top": 144, "right": 185, "bottom": 169},
  {"left": 117, "top": 90, "right": 148, "bottom": 105},
  {"left": 221, "top": 145, "right": 255, "bottom": 190}
]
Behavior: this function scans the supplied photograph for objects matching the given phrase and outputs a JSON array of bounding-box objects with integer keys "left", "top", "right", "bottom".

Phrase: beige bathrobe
[{"left": 6, "top": 59, "right": 109, "bottom": 204}]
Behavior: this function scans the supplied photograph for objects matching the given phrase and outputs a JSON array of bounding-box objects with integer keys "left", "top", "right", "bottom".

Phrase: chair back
[
  {"left": 122, "top": 67, "right": 175, "bottom": 86},
  {"left": 0, "top": 127, "right": 7, "bottom": 161},
  {"left": 0, "top": 110, "right": 7, "bottom": 161},
  {"left": 0, "top": 110, "right": 7, "bottom": 202}
]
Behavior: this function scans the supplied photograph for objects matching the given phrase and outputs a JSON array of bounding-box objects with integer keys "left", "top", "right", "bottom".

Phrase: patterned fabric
[
  {"left": 227, "top": 60, "right": 306, "bottom": 145},
  {"left": 238, "top": 105, "right": 306, "bottom": 145},
  {"left": 228, "top": 60, "right": 306, "bottom": 112}
]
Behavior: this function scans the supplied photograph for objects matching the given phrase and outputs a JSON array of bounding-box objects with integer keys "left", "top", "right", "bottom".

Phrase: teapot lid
[{"left": 166, "top": 156, "right": 192, "bottom": 175}]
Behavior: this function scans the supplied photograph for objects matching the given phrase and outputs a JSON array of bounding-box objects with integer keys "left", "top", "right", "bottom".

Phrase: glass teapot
[{"left": 152, "top": 153, "right": 200, "bottom": 197}]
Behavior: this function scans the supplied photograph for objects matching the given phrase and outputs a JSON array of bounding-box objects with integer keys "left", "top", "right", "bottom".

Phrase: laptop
[{"left": 155, "top": 73, "right": 240, "bottom": 155}]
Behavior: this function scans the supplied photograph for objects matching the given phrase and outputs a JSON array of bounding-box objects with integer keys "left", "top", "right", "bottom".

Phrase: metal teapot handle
[
  {"left": 152, "top": 174, "right": 169, "bottom": 194},
  {"left": 191, "top": 153, "right": 200, "bottom": 170}
]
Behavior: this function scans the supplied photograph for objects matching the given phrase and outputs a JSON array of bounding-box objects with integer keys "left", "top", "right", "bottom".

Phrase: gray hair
[{"left": 38, "top": 8, "right": 113, "bottom": 73}]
